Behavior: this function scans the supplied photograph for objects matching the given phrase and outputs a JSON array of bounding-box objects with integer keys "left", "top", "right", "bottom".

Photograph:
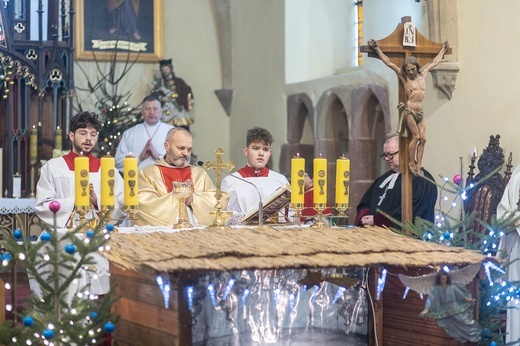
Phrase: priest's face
[
  {"left": 164, "top": 129, "right": 193, "bottom": 167},
  {"left": 243, "top": 141, "right": 271, "bottom": 170},
  {"left": 382, "top": 137, "right": 399, "bottom": 173},
  {"left": 142, "top": 100, "right": 163, "bottom": 125},
  {"left": 69, "top": 125, "right": 98, "bottom": 155}
]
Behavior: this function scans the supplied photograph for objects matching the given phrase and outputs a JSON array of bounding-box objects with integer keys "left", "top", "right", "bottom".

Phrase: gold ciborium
[{"left": 173, "top": 181, "right": 194, "bottom": 229}]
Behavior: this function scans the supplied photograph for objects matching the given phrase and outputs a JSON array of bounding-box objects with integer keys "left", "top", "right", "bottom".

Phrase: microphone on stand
[{"left": 197, "top": 161, "right": 264, "bottom": 225}]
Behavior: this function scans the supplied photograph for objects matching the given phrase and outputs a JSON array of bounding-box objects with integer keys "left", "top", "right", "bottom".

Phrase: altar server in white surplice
[
  {"left": 115, "top": 94, "right": 174, "bottom": 174},
  {"left": 35, "top": 111, "right": 126, "bottom": 228},
  {"left": 496, "top": 164, "right": 520, "bottom": 345},
  {"left": 222, "top": 127, "right": 289, "bottom": 218}
]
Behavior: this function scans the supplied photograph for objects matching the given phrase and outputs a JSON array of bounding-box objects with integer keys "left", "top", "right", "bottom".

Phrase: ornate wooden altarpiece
[{"left": 0, "top": 0, "right": 74, "bottom": 198}]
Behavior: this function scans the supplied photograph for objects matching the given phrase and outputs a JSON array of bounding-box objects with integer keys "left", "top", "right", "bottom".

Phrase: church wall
[
  {"left": 73, "top": 0, "right": 230, "bottom": 165},
  {"left": 73, "top": 0, "right": 520, "bottom": 209},
  {"left": 424, "top": 0, "right": 520, "bottom": 186},
  {"left": 362, "top": 0, "right": 520, "bottom": 201},
  {"left": 227, "top": 0, "right": 287, "bottom": 170},
  {"left": 285, "top": 0, "right": 357, "bottom": 83},
  {"left": 163, "top": 0, "right": 231, "bottom": 162}
]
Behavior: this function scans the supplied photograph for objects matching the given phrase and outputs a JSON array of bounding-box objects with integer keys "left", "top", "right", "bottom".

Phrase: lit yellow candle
[
  {"left": 74, "top": 154, "right": 90, "bottom": 208},
  {"left": 313, "top": 155, "right": 327, "bottom": 204},
  {"left": 29, "top": 125, "right": 38, "bottom": 165},
  {"left": 124, "top": 154, "right": 138, "bottom": 207},
  {"left": 291, "top": 154, "right": 305, "bottom": 205},
  {"left": 101, "top": 154, "right": 116, "bottom": 208},
  {"left": 335, "top": 155, "right": 350, "bottom": 206},
  {"left": 54, "top": 126, "right": 62, "bottom": 151}
]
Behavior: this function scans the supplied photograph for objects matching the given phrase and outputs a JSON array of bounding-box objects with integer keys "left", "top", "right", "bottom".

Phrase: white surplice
[
  {"left": 222, "top": 170, "right": 289, "bottom": 215},
  {"left": 497, "top": 164, "right": 520, "bottom": 345},
  {"left": 35, "top": 156, "right": 125, "bottom": 228}
]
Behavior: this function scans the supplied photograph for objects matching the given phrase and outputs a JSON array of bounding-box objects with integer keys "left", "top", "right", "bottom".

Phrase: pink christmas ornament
[
  {"left": 453, "top": 174, "right": 462, "bottom": 185},
  {"left": 49, "top": 200, "right": 61, "bottom": 213}
]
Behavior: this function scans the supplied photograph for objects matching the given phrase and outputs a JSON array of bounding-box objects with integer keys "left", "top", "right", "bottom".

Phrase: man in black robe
[{"left": 355, "top": 135, "right": 437, "bottom": 228}]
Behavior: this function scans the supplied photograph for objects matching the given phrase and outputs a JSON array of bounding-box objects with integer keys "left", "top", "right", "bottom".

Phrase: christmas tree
[
  {"left": 75, "top": 55, "right": 142, "bottom": 157},
  {"left": 0, "top": 201, "right": 118, "bottom": 345},
  {"left": 391, "top": 166, "right": 520, "bottom": 345}
]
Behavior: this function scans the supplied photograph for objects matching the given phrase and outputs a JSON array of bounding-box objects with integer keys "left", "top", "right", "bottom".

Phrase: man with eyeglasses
[
  {"left": 36, "top": 111, "right": 126, "bottom": 228},
  {"left": 115, "top": 94, "right": 174, "bottom": 174},
  {"left": 354, "top": 135, "right": 437, "bottom": 228}
]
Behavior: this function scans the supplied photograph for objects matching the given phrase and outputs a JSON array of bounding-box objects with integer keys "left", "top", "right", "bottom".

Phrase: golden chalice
[{"left": 173, "top": 181, "right": 194, "bottom": 229}]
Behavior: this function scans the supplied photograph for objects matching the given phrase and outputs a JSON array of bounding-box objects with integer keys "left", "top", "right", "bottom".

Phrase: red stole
[
  {"left": 158, "top": 166, "right": 192, "bottom": 193},
  {"left": 63, "top": 151, "right": 100, "bottom": 172},
  {"left": 237, "top": 165, "right": 269, "bottom": 178}
]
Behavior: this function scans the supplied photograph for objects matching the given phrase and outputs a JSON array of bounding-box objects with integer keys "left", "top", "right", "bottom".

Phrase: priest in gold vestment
[{"left": 136, "top": 128, "right": 228, "bottom": 226}]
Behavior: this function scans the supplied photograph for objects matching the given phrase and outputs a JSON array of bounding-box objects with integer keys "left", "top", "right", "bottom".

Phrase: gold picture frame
[{"left": 75, "top": 0, "right": 163, "bottom": 62}]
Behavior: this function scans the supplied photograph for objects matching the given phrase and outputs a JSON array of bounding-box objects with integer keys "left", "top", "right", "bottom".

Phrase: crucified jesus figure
[{"left": 368, "top": 39, "right": 449, "bottom": 174}]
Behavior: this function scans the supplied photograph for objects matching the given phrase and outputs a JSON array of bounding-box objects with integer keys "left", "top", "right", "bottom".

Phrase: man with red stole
[
  {"left": 35, "top": 111, "right": 125, "bottom": 228},
  {"left": 137, "top": 127, "right": 227, "bottom": 226}
]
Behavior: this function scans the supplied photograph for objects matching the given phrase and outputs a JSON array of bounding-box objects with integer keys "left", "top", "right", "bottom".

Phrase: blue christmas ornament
[
  {"left": 90, "top": 311, "right": 98, "bottom": 320},
  {"left": 22, "top": 316, "right": 34, "bottom": 326},
  {"left": 1, "top": 253, "right": 11, "bottom": 262},
  {"left": 86, "top": 230, "right": 95, "bottom": 238},
  {"left": 64, "top": 244, "right": 76, "bottom": 254},
  {"left": 40, "top": 232, "right": 51, "bottom": 242},
  {"left": 13, "top": 229, "right": 22, "bottom": 239},
  {"left": 443, "top": 231, "right": 451, "bottom": 240},
  {"left": 104, "top": 321, "right": 115, "bottom": 333},
  {"left": 489, "top": 342, "right": 497, "bottom": 346},
  {"left": 106, "top": 223, "right": 115, "bottom": 232},
  {"left": 481, "top": 328, "right": 490, "bottom": 338},
  {"left": 43, "top": 329, "right": 54, "bottom": 339}
]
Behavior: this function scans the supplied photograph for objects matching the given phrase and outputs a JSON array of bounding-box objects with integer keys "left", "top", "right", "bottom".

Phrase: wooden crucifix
[{"left": 360, "top": 16, "right": 451, "bottom": 230}]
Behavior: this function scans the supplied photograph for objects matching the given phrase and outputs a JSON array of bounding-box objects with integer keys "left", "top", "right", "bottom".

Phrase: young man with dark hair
[
  {"left": 222, "top": 127, "right": 289, "bottom": 218},
  {"left": 35, "top": 111, "right": 126, "bottom": 228}
]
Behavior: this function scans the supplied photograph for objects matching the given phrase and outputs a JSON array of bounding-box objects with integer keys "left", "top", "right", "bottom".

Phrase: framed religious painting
[{"left": 75, "top": 0, "right": 163, "bottom": 62}]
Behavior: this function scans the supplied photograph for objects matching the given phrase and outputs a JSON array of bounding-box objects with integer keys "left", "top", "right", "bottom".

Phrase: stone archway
[
  {"left": 279, "top": 93, "right": 315, "bottom": 175},
  {"left": 281, "top": 77, "right": 391, "bottom": 223},
  {"left": 314, "top": 83, "right": 390, "bottom": 221}
]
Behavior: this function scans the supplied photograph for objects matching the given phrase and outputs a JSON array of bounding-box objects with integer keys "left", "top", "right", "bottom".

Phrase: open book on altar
[{"left": 241, "top": 184, "right": 292, "bottom": 223}]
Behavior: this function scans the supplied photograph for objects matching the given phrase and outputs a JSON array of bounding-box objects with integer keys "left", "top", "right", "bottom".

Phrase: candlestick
[
  {"left": 101, "top": 154, "right": 116, "bottom": 210},
  {"left": 29, "top": 125, "right": 38, "bottom": 165},
  {"left": 13, "top": 173, "right": 21, "bottom": 198},
  {"left": 74, "top": 154, "right": 90, "bottom": 208},
  {"left": 311, "top": 155, "right": 327, "bottom": 228},
  {"left": 291, "top": 154, "right": 305, "bottom": 218},
  {"left": 124, "top": 154, "right": 138, "bottom": 217},
  {"left": 54, "top": 126, "right": 62, "bottom": 151},
  {"left": 313, "top": 155, "right": 327, "bottom": 204},
  {"left": 335, "top": 155, "right": 350, "bottom": 216}
]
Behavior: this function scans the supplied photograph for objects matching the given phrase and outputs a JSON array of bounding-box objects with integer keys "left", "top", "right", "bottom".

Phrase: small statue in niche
[
  {"left": 152, "top": 59, "right": 194, "bottom": 130},
  {"left": 398, "top": 263, "right": 482, "bottom": 343}
]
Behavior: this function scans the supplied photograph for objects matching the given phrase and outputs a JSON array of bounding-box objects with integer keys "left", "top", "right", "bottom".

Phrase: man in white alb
[{"left": 115, "top": 94, "right": 174, "bottom": 174}]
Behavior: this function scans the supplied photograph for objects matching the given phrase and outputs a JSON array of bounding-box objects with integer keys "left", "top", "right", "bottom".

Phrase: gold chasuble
[{"left": 136, "top": 156, "right": 228, "bottom": 227}]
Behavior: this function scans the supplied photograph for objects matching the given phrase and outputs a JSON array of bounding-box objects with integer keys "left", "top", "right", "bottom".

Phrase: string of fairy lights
[
  {"left": 2, "top": 170, "right": 520, "bottom": 344},
  {"left": 1, "top": 204, "right": 116, "bottom": 344}
]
